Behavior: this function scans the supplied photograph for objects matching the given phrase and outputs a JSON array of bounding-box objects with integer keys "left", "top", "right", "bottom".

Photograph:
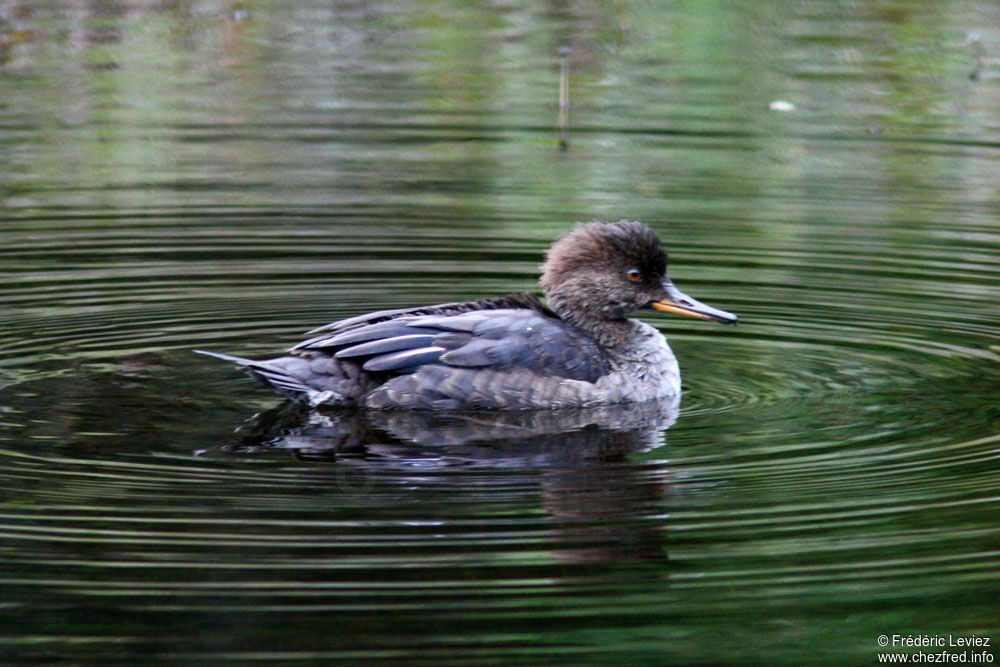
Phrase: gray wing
[
  {"left": 300, "top": 292, "right": 548, "bottom": 338},
  {"left": 200, "top": 293, "right": 609, "bottom": 409},
  {"left": 292, "top": 307, "right": 609, "bottom": 384}
]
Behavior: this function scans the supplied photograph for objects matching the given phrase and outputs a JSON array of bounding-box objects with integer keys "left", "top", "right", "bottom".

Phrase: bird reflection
[
  {"left": 220, "top": 397, "right": 680, "bottom": 564},
  {"left": 224, "top": 396, "right": 678, "bottom": 463}
]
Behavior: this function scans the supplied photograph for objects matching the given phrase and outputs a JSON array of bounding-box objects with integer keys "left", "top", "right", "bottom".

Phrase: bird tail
[{"left": 194, "top": 350, "right": 315, "bottom": 402}]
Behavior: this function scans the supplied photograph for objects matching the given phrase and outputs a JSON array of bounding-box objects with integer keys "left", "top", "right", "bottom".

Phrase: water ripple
[{"left": 2, "top": 209, "right": 999, "bottom": 662}]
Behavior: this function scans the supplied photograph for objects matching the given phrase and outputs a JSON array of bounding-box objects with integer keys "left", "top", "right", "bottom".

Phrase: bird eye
[{"left": 626, "top": 269, "right": 642, "bottom": 282}]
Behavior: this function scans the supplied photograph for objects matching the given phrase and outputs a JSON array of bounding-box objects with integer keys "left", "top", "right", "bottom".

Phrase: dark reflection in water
[
  {"left": 217, "top": 398, "right": 681, "bottom": 565},
  {"left": 226, "top": 399, "right": 677, "bottom": 464}
]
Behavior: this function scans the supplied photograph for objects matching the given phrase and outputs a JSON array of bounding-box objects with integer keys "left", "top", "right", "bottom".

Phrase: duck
[{"left": 198, "top": 221, "right": 737, "bottom": 410}]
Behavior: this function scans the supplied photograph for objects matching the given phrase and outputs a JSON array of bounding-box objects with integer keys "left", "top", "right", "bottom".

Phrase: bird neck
[{"left": 545, "top": 293, "right": 635, "bottom": 348}]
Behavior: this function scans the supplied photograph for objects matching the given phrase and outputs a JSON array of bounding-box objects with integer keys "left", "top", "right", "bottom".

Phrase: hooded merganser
[{"left": 198, "top": 221, "right": 737, "bottom": 409}]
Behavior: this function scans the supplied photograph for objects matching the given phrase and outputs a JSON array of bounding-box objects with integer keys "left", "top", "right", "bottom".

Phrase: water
[{"left": 2, "top": 1, "right": 999, "bottom": 663}]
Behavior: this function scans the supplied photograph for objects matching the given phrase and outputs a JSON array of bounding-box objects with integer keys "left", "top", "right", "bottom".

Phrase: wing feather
[
  {"left": 362, "top": 346, "right": 446, "bottom": 372},
  {"left": 199, "top": 293, "right": 607, "bottom": 409},
  {"left": 335, "top": 334, "right": 439, "bottom": 359}
]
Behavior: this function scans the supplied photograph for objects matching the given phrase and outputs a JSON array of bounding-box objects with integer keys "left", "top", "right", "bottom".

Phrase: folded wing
[
  {"left": 203, "top": 293, "right": 609, "bottom": 409},
  {"left": 293, "top": 305, "right": 607, "bottom": 384}
]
